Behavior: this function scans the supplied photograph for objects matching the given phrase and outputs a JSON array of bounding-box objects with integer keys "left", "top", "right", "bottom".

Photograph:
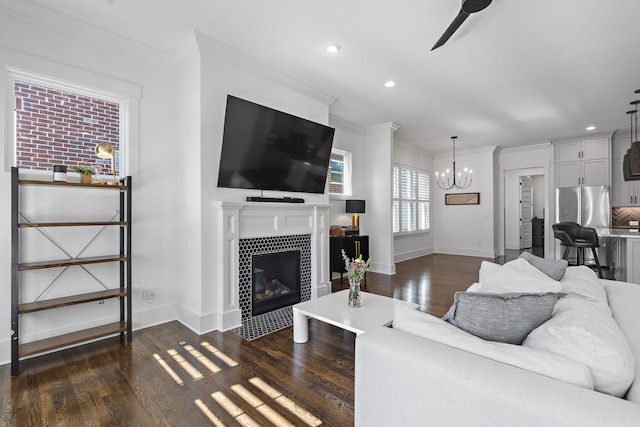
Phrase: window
[
  {"left": 9, "top": 70, "right": 125, "bottom": 175},
  {"left": 393, "top": 165, "right": 430, "bottom": 233},
  {"left": 328, "top": 149, "right": 352, "bottom": 196}
]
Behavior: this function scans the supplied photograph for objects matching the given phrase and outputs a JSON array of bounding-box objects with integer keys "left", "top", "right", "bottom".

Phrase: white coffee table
[{"left": 293, "top": 290, "right": 418, "bottom": 343}]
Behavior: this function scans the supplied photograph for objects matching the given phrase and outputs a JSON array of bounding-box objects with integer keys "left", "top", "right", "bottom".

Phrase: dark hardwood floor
[{"left": 0, "top": 253, "right": 490, "bottom": 426}]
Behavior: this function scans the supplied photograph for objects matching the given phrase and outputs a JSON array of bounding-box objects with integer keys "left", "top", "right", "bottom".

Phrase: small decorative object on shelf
[
  {"left": 73, "top": 165, "right": 96, "bottom": 184},
  {"left": 53, "top": 165, "right": 67, "bottom": 182},
  {"left": 341, "top": 249, "right": 370, "bottom": 307}
]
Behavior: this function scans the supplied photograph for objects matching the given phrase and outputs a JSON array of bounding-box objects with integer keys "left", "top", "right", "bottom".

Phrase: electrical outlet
[
  {"left": 98, "top": 300, "right": 104, "bottom": 305},
  {"left": 142, "top": 287, "right": 156, "bottom": 301}
]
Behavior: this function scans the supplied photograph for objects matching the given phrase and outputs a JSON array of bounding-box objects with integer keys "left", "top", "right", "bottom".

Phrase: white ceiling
[{"left": 15, "top": 0, "right": 640, "bottom": 153}]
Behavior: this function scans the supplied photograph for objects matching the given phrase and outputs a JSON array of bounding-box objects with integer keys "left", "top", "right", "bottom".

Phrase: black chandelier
[{"left": 435, "top": 136, "right": 473, "bottom": 190}]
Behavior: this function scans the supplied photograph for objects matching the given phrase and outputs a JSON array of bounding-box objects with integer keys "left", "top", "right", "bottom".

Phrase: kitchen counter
[
  {"left": 586, "top": 228, "right": 640, "bottom": 284},
  {"left": 594, "top": 228, "right": 640, "bottom": 238}
]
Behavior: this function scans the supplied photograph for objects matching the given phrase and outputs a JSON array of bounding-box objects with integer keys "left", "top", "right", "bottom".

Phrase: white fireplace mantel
[{"left": 213, "top": 201, "right": 331, "bottom": 331}]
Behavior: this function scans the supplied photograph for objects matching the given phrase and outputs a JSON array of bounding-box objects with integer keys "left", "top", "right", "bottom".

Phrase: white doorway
[{"left": 505, "top": 169, "right": 545, "bottom": 256}]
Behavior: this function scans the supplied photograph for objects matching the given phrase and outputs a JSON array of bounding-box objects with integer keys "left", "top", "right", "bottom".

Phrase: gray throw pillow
[
  {"left": 442, "top": 292, "right": 564, "bottom": 344},
  {"left": 519, "top": 251, "right": 568, "bottom": 281}
]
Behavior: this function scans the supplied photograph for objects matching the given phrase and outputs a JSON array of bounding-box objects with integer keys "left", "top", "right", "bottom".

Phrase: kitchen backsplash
[{"left": 612, "top": 207, "right": 640, "bottom": 227}]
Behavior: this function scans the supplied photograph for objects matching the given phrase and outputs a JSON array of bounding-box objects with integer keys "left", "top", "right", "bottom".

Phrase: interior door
[{"left": 520, "top": 176, "right": 533, "bottom": 249}]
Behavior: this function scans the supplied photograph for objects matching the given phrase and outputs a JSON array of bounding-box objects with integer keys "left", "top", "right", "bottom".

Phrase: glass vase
[{"left": 348, "top": 279, "right": 362, "bottom": 307}]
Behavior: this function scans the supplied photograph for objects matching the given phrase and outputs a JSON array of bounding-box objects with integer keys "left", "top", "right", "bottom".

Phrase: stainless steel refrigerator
[{"left": 555, "top": 186, "right": 611, "bottom": 263}]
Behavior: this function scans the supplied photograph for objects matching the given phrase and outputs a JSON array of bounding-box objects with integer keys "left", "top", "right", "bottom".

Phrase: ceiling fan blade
[{"left": 431, "top": 10, "right": 470, "bottom": 51}]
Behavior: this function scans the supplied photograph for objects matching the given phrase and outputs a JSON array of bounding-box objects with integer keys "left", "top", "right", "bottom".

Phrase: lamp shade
[
  {"left": 95, "top": 142, "right": 115, "bottom": 159},
  {"left": 346, "top": 199, "right": 365, "bottom": 214}
]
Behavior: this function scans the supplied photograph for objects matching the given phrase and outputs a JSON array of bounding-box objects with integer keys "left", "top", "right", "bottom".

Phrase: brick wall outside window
[{"left": 14, "top": 81, "right": 120, "bottom": 173}]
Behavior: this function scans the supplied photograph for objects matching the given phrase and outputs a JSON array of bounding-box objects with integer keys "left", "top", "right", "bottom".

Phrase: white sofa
[{"left": 354, "top": 261, "right": 640, "bottom": 426}]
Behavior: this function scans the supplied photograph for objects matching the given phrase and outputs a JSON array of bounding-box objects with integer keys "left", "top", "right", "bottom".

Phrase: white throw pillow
[
  {"left": 478, "top": 260, "right": 502, "bottom": 283},
  {"left": 393, "top": 302, "right": 594, "bottom": 390},
  {"left": 560, "top": 266, "right": 608, "bottom": 305},
  {"left": 470, "top": 258, "right": 562, "bottom": 294},
  {"left": 523, "top": 296, "right": 635, "bottom": 397}
]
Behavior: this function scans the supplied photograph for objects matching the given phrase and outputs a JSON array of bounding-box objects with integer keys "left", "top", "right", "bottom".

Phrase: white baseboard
[
  {"left": 217, "top": 309, "right": 242, "bottom": 332},
  {"left": 314, "top": 280, "right": 331, "bottom": 298},
  {"left": 369, "top": 262, "right": 396, "bottom": 275},
  {"left": 394, "top": 247, "right": 434, "bottom": 263},
  {"left": 177, "top": 304, "right": 242, "bottom": 334},
  {"left": 132, "top": 302, "right": 178, "bottom": 330},
  {"left": 435, "top": 246, "right": 497, "bottom": 258}
]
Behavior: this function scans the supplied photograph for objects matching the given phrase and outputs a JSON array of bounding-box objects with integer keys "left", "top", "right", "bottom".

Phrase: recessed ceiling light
[
  {"left": 324, "top": 44, "right": 341, "bottom": 54},
  {"left": 586, "top": 126, "right": 596, "bottom": 131},
  {"left": 384, "top": 81, "right": 396, "bottom": 88}
]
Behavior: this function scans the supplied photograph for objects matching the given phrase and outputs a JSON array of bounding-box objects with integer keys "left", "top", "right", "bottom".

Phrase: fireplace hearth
[{"left": 252, "top": 250, "right": 301, "bottom": 316}]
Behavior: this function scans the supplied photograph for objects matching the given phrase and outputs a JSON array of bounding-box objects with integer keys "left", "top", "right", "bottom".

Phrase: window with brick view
[
  {"left": 14, "top": 81, "right": 120, "bottom": 173},
  {"left": 329, "top": 149, "right": 351, "bottom": 195}
]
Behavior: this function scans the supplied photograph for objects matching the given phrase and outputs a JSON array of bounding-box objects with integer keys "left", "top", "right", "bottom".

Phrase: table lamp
[
  {"left": 346, "top": 199, "right": 366, "bottom": 228},
  {"left": 95, "top": 142, "right": 117, "bottom": 185}
]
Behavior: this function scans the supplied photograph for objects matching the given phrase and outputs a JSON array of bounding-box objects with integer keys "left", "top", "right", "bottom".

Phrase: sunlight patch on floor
[
  {"left": 231, "top": 384, "right": 294, "bottom": 427},
  {"left": 153, "top": 353, "right": 184, "bottom": 385},
  {"left": 195, "top": 399, "right": 225, "bottom": 427},
  {"left": 201, "top": 341, "right": 239, "bottom": 367},
  {"left": 184, "top": 344, "right": 221, "bottom": 374},
  {"left": 249, "top": 377, "right": 323, "bottom": 426},
  {"left": 155, "top": 341, "right": 322, "bottom": 426},
  {"left": 167, "top": 348, "right": 203, "bottom": 380}
]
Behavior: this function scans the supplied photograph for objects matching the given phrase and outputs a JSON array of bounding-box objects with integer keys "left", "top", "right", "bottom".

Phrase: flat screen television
[{"left": 217, "top": 95, "right": 335, "bottom": 194}]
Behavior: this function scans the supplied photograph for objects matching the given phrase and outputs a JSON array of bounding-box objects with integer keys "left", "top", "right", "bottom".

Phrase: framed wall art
[{"left": 445, "top": 193, "right": 480, "bottom": 205}]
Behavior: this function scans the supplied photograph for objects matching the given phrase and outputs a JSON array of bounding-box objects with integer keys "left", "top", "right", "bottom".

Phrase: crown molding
[
  {"left": 434, "top": 144, "right": 499, "bottom": 159},
  {"left": 184, "top": 31, "right": 338, "bottom": 106},
  {"left": 366, "top": 122, "right": 400, "bottom": 134},
  {"left": 0, "top": 1, "right": 174, "bottom": 68},
  {"left": 500, "top": 142, "right": 552, "bottom": 154},
  {"left": 550, "top": 129, "right": 616, "bottom": 144},
  {"left": 329, "top": 114, "right": 366, "bottom": 134}
]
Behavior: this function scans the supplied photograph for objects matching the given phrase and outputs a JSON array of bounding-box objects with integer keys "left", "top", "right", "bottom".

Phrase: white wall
[
  {"left": 363, "top": 123, "right": 397, "bottom": 274},
  {"left": 327, "top": 117, "right": 367, "bottom": 231},
  {"left": 433, "top": 146, "right": 499, "bottom": 258},
  {"left": 0, "top": 12, "right": 180, "bottom": 364},
  {"left": 393, "top": 142, "right": 434, "bottom": 262}
]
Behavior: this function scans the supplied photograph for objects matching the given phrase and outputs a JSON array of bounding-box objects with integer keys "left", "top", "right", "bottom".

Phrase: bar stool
[{"left": 552, "top": 222, "right": 603, "bottom": 278}]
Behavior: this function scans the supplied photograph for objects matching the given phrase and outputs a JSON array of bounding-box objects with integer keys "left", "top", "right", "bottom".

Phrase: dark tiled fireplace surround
[{"left": 238, "top": 234, "right": 312, "bottom": 322}]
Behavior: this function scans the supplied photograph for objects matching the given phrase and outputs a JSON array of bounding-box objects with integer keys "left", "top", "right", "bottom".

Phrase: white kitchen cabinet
[
  {"left": 611, "top": 131, "right": 640, "bottom": 206},
  {"left": 556, "top": 138, "right": 609, "bottom": 163},
  {"left": 626, "top": 238, "right": 640, "bottom": 284},
  {"left": 612, "top": 158, "right": 640, "bottom": 206},
  {"left": 556, "top": 158, "right": 609, "bottom": 187},
  {"left": 554, "top": 137, "right": 611, "bottom": 187}
]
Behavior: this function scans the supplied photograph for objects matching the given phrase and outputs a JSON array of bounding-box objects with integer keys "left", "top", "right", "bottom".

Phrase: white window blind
[{"left": 393, "top": 165, "right": 430, "bottom": 234}]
